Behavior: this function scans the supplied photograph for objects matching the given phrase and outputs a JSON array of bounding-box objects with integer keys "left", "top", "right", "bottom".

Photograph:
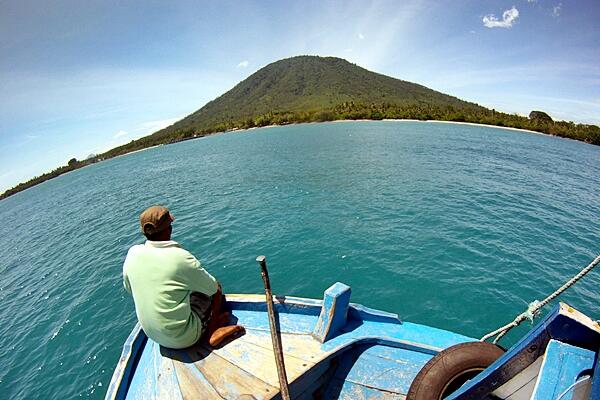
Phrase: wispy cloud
[
  {"left": 136, "top": 118, "right": 179, "bottom": 134},
  {"left": 98, "top": 117, "right": 181, "bottom": 155},
  {"left": 113, "top": 129, "right": 128, "bottom": 138},
  {"left": 7, "top": 133, "right": 41, "bottom": 149},
  {"left": 483, "top": 6, "right": 519, "bottom": 28},
  {"left": 422, "top": 62, "right": 600, "bottom": 91},
  {"left": 0, "top": 170, "right": 14, "bottom": 180},
  {"left": 358, "top": 32, "right": 365, "bottom": 40},
  {"left": 553, "top": 3, "right": 562, "bottom": 17},
  {"left": 237, "top": 60, "right": 249, "bottom": 68}
]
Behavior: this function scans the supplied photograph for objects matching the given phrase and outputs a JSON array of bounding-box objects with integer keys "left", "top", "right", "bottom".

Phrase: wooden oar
[{"left": 256, "top": 255, "right": 291, "bottom": 400}]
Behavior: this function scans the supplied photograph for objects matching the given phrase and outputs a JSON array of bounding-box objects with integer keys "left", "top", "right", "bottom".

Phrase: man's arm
[
  {"left": 123, "top": 256, "right": 132, "bottom": 294},
  {"left": 183, "top": 254, "right": 218, "bottom": 296}
]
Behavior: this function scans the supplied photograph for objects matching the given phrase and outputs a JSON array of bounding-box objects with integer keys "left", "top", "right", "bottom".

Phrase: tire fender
[{"left": 407, "top": 341, "right": 505, "bottom": 400}]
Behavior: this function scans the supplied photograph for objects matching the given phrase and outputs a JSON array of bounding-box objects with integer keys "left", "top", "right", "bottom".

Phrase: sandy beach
[{"left": 216, "top": 118, "right": 549, "bottom": 141}]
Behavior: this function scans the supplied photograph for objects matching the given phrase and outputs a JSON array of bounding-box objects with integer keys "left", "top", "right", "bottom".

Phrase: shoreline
[
  {"left": 332, "top": 118, "right": 545, "bottom": 136},
  {"left": 237, "top": 118, "right": 546, "bottom": 137},
  {"left": 113, "top": 143, "right": 164, "bottom": 158},
  {"left": 0, "top": 117, "right": 591, "bottom": 200}
]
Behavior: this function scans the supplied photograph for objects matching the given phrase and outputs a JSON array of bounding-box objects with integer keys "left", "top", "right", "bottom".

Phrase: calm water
[{"left": 0, "top": 121, "right": 599, "bottom": 399}]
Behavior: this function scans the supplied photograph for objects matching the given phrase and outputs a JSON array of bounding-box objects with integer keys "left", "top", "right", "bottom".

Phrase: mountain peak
[{"left": 152, "top": 56, "right": 476, "bottom": 139}]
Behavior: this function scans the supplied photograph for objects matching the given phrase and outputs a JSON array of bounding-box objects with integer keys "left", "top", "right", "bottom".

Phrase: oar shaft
[{"left": 256, "top": 256, "right": 290, "bottom": 400}]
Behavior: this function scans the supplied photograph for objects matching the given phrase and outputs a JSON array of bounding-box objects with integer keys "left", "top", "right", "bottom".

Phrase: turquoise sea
[{"left": 0, "top": 121, "right": 599, "bottom": 399}]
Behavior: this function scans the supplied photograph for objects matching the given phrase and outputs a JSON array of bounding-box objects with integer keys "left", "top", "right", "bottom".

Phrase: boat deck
[
  {"left": 107, "top": 285, "right": 600, "bottom": 400},
  {"left": 119, "top": 293, "right": 473, "bottom": 400}
]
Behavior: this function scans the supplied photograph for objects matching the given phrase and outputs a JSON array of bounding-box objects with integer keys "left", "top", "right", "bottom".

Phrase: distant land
[{"left": 2, "top": 55, "right": 599, "bottom": 200}]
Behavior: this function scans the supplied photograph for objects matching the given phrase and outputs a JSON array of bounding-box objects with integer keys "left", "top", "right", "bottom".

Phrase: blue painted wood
[
  {"left": 532, "top": 340, "right": 595, "bottom": 400},
  {"left": 348, "top": 303, "right": 402, "bottom": 324},
  {"left": 172, "top": 361, "right": 223, "bottom": 398},
  {"left": 313, "top": 282, "right": 352, "bottom": 343},
  {"left": 447, "top": 304, "right": 599, "bottom": 400},
  {"left": 124, "top": 337, "right": 184, "bottom": 399},
  {"left": 190, "top": 344, "right": 277, "bottom": 399},
  {"left": 232, "top": 308, "right": 318, "bottom": 334},
  {"left": 105, "top": 324, "right": 147, "bottom": 400},
  {"left": 322, "top": 319, "right": 473, "bottom": 355},
  {"left": 591, "top": 347, "right": 600, "bottom": 400},
  {"left": 325, "top": 378, "right": 404, "bottom": 399},
  {"left": 107, "top": 289, "right": 599, "bottom": 400},
  {"left": 126, "top": 339, "right": 159, "bottom": 399},
  {"left": 154, "top": 348, "right": 184, "bottom": 400},
  {"left": 226, "top": 296, "right": 323, "bottom": 316},
  {"left": 334, "top": 344, "right": 432, "bottom": 395},
  {"left": 590, "top": 347, "right": 600, "bottom": 400}
]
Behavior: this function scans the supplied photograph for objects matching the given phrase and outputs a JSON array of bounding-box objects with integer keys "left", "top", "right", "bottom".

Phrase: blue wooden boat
[{"left": 106, "top": 282, "right": 600, "bottom": 399}]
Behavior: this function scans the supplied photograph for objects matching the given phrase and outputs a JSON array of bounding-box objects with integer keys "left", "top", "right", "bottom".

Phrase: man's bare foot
[{"left": 208, "top": 325, "right": 245, "bottom": 347}]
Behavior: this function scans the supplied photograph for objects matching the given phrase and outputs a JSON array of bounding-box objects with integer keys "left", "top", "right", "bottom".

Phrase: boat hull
[
  {"left": 106, "top": 291, "right": 473, "bottom": 399},
  {"left": 106, "top": 286, "right": 600, "bottom": 399}
]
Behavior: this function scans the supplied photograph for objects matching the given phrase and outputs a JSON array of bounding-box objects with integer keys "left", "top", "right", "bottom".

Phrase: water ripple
[{"left": 0, "top": 121, "right": 598, "bottom": 399}]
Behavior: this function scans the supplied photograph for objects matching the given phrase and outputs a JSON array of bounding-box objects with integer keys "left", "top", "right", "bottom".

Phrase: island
[{"left": 2, "top": 55, "right": 599, "bottom": 200}]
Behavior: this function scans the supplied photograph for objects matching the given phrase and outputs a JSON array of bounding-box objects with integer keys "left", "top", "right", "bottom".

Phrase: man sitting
[{"left": 123, "top": 205, "right": 244, "bottom": 349}]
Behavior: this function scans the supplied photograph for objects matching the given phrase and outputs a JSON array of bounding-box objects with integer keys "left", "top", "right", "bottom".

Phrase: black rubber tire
[{"left": 406, "top": 342, "right": 505, "bottom": 400}]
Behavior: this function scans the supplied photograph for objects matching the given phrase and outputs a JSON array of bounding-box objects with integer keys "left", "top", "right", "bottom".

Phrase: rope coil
[{"left": 481, "top": 255, "right": 600, "bottom": 344}]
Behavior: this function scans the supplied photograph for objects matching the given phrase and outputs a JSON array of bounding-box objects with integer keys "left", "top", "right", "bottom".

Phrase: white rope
[
  {"left": 555, "top": 375, "right": 590, "bottom": 400},
  {"left": 481, "top": 255, "right": 600, "bottom": 344}
]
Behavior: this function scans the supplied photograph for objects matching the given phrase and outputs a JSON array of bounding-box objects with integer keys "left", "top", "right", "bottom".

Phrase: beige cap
[{"left": 140, "top": 205, "right": 174, "bottom": 235}]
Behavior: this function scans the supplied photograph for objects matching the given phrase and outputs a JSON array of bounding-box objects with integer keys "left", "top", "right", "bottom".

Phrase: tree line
[{"left": 2, "top": 102, "right": 599, "bottom": 200}]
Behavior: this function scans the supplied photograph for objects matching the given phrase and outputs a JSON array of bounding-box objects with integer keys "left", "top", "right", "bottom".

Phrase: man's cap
[{"left": 140, "top": 206, "right": 174, "bottom": 236}]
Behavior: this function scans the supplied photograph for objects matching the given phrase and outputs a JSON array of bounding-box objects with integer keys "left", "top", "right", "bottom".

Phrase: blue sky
[{"left": 1, "top": 0, "right": 599, "bottom": 192}]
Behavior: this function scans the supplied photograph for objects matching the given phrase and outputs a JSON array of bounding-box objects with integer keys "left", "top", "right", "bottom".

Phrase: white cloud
[
  {"left": 527, "top": 0, "right": 537, "bottom": 3},
  {"left": 344, "top": 48, "right": 353, "bottom": 52},
  {"left": 483, "top": 6, "right": 519, "bottom": 28},
  {"left": 358, "top": 32, "right": 365, "bottom": 39},
  {"left": 113, "top": 130, "right": 128, "bottom": 138},
  {"left": 237, "top": 60, "right": 249, "bottom": 68},
  {"left": 553, "top": 3, "right": 561, "bottom": 17}
]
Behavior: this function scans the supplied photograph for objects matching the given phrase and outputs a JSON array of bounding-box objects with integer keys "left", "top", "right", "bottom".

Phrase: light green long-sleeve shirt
[{"left": 123, "top": 240, "right": 218, "bottom": 349}]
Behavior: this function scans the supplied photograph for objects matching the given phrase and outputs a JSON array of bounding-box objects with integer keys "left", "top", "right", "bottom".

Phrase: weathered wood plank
[
  {"left": 591, "top": 344, "right": 600, "bottom": 400},
  {"left": 173, "top": 361, "right": 224, "bottom": 399},
  {"left": 105, "top": 324, "right": 146, "bottom": 400},
  {"left": 226, "top": 294, "right": 324, "bottom": 309},
  {"left": 155, "top": 352, "right": 184, "bottom": 400},
  {"left": 313, "top": 283, "right": 351, "bottom": 343},
  {"left": 327, "top": 379, "right": 406, "bottom": 400},
  {"left": 531, "top": 340, "right": 595, "bottom": 400},
  {"left": 321, "top": 319, "right": 471, "bottom": 354},
  {"left": 240, "top": 329, "right": 326, "bottom": 363},
  {"left": 231, "top": 309, "right": 318, "bottom": 334},
  {"left": 126, "top": 340, "right": 159, "bottom": 399},
  {"left": 192, "top": 345, "right": 279, "bottom": 399},
  {"left": 212, "top": 333, "right": 314, "bottom": 388},
  {"left": 338, "top": 345, "right": 431, "bottom": 395}
]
